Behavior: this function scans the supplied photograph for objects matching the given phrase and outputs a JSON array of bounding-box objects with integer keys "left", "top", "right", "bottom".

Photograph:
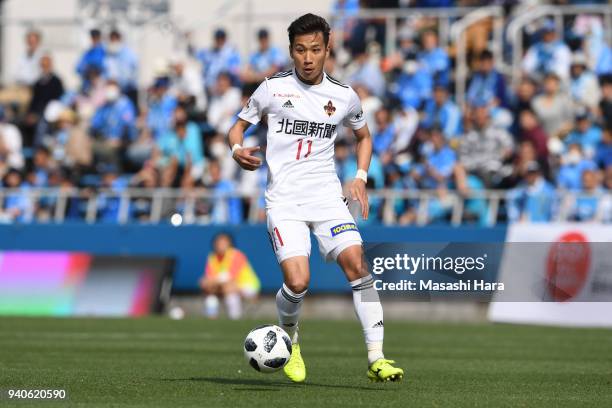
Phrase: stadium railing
[{"left": 1, "top": 187, "right": 609, "bottom": 226}]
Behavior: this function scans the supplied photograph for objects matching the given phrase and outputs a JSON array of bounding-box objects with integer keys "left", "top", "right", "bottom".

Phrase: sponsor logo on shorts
[{"left": 330, "top": 222, "right": 358, "bottom": 237}]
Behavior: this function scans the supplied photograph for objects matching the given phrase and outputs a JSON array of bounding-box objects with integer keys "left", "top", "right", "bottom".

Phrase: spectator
[
  {"left": 510, "top": 77, "right": 537, "bottom": 123},
  {"left": 207, "top": 72, "right": 242, "bottom": 135},
  {"left": 522, "top": 20, "right": 572, "bottom": 81},
  {"left": 90, "top": 80, "right": 136, "bottom": 166},
  {"left": 532, "top": 73, "right": 573, "bottom": 139},
  {"left": 569, "top": 53, "right": 601, "bottom": 112},
  {"left": 418, "top": 30, "right": 450, "bottom": 85},
  {"left": 518, "top": 109, "right": 548, "bottom": 162},
  {"left": 192, "top": 28, "right": 241, "bottom": 94},
  {"left": 0, "top": 107, "right": 25, "bottom": 174},
  {"left": 605, "top": 165, "right": 612, "bottom": 191},
  {"left": 346, "top": 45, "right": 386, "bottom": 98},
  {"left": 73, "top": 66, "right": 107, "bottom": 116},
  {"left": 397, "top": 25, "right": 419, "bottom": 59},
  {"left": 199, "top": 232, "right": 260, "bottom": 319},
  {"left": 0, "top": 169, "right": 33, "bottom": 222},
  {"left": 204, "top": 159, "right": 242, "bottom": 224},
  {"left": 500, "top": 139, "right": 542, "bottom": 189},
  {"left": 386, "top": 26, "right": 418, "bottom": 72},
  {"left": 331, "top": 0, "right": 360, "bottom": 42},
  {"left": 599, "top": 74, "right": 612, "bottom": 129},
  {"left": 467, "top": 50, "right": 509, "bottom": 109},
  {"left": 390, "top": 58, "right": 432, "bottom": 110},
  {"left": 146, "top": 76, "right": 178, "bottom": 140},
  {"left": 556, "top": 144, "right": 597, "bottom": 191},
  {"left": 507, "top": 161, "right": 556, "bottom": 223},
  {"left": 391, "top": 105, "right": 419, "bottom": 158},
  {"left": 566, "top": 167, "right": 604, "bottom": 221},
  {"left": 459, "top": 105, "right": 514, "bottom": 186},
  {"left": 104, "top": 29, "right": 139, "bottom": 110},
  {"left": 29, "top": 146, "right": 53, "bottom": 187},
  {"left": 129, "top": 164, "right": 161, "bottom": 221},
  {"left": 372, "top": 107, "right": 396, "bottom": 158},
  {"left": 241, "top": 28, "right": 287, "bottom": 86},
  {"left": 595, "top": 44, "right": 612, "bottom": 76},
  {"left": 15, "top": 29, "right": 43, "bottom": 87},
  {"left": 26, "top": 54, "right": 65, "bottom": 128},
  {"left": 594, "top": 126, "right": 612, "bottom": 170},
  {"left": 412, "top": 126, "right": 457, "bottom": 194},
  {"left": 76, "top": 29, "right": 106, "bottom": 91},
  {"left": 96, "top": 165, "right": 129, "bottom": 223},
  {"left": 157, "top": 105, "right": 205, "bottom": 184},
  {"left": 564, "top": 108, "right": 602, "bottom": 158},
  {"left": 47, "top": 108, "right": 91, "bottom": 168},
  {"left": 169, "top": 55, "right": 207, "bottom": 113},
  {"left": 421, "top": 83, "right": 462, "bottom": 139}
]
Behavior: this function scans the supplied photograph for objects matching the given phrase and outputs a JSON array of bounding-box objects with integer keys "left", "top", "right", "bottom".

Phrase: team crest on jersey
[
  {"left": 330, "top": 222, "right": 358, "bottom": 236},
  {"left": 324, "top": 100, "right": 336, "bottom": 117}
]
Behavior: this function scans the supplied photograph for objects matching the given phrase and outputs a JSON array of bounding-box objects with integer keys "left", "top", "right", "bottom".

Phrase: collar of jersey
[{"left": 292, "top": 68, "right": 328, "bottom": 89}]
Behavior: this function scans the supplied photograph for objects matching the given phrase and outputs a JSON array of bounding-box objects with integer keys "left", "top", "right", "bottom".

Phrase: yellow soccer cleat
[
  {"left": 367, "top": 359, "right": 404, "bottom": 382},
  {"left": 283, "top": 343, "right": 306, "bottom": 383}
]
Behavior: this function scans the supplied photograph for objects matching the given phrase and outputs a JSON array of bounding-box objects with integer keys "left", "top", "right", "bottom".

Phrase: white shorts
[{"left": 266, "top": 197, "right": 363, "bottom": 264}]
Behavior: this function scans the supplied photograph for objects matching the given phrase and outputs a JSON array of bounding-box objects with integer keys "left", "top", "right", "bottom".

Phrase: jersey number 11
[{"left": 296, "top": 139, "right": 312, "bottom": 160}]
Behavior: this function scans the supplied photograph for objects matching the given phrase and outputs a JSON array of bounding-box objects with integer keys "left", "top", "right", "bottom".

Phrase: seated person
[{"left": 199, "top": 232, "right": 260, "bottom": 319}]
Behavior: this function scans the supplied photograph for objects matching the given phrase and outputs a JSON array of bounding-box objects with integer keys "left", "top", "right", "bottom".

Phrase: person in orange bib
[{"left": 199, "top": 232, "right": 260, "bottom": 319}]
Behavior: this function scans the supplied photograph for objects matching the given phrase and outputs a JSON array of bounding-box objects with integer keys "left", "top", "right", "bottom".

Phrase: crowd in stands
[{"left": 0, "top": 1, "right": 610, "bottom": 225}]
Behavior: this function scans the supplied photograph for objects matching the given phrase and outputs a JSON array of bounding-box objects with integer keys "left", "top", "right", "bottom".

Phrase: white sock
[
  {"left": 350, "top": 275, "right": 385, "bottom": 364},
  {"left": 204, "top": 295, "right": 219, "bottom": 318},
  {"left": 225, "top": 292, "right": 242, "bottom": 320},
  {"left": 276, "top": 283, "right": 306, "bottom": 344}
]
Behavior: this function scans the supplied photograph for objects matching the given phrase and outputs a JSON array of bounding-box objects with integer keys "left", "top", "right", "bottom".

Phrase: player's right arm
[
  {"left": 228, "top": 118, "right": 262, "bottom": 171},
  {"left": 229, "top": 79, "right": 271, "bottom": 171}
]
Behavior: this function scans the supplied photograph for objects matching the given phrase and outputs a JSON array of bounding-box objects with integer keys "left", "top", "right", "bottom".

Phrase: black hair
[
  {"left": 211, "top": 231, "right": 234, "bottom": 249},
  {"left": 479, "top": 49, "right": 494, "bottom": 60},
  {"left": 287, "top": 13, "right": 330, "bottom": 47},
  {"left": 600, "top": 73, "right": 612, "bottom": 86}
]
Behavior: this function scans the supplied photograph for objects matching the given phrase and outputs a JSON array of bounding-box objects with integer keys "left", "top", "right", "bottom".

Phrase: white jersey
[{"left": 238, "top": 69, "right": 366, "bottom": 208}]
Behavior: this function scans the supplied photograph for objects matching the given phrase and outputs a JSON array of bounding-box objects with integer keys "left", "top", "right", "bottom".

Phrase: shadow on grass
[{"left": 162, "top": 376, "right": 389, "bottom": 391}]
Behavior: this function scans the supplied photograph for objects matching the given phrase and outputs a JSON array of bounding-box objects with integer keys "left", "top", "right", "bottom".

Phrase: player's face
[{"left": 290, "top": 32, "right": 329, "bottom": 85}]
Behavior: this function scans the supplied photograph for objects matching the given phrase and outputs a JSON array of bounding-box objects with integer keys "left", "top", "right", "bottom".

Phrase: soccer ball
[{"left": 243, "top": 325, "right": 292, "bottom": 373}]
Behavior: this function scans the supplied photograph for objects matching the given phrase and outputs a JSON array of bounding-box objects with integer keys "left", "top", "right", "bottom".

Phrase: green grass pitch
[{"left": 0, "top": 317, "right": 610, "bottom": 407}]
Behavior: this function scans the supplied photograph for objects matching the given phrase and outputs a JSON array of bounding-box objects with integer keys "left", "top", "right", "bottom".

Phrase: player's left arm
[{"left": 350, "top": 124, "right": 372, "bottom": 221}]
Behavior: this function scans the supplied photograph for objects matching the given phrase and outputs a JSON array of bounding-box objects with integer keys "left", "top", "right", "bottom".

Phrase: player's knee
[
  {"left": 343, "top": 254, "right": 369, "bottom": 280},
  {"left": 284, "top": 278, "right": 309, "bottom": 294}
]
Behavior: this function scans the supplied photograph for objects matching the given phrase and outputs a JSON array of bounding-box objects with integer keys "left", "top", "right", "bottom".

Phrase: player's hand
[
  {"left": 233, "top": 146, "right": 262, "bottom": 171},
  {"left": 349, "top": 178, "right": 369, "bottom": 220}
]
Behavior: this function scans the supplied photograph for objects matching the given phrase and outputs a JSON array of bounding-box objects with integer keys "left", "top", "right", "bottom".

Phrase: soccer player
[{"left": 228, "top": 13, "right": 403, "bottom": 383}]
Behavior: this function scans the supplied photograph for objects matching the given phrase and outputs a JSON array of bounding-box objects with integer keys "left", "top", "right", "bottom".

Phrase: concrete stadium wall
[{"left": 0, "top": 224, "right": 508, "bottom": 293}]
